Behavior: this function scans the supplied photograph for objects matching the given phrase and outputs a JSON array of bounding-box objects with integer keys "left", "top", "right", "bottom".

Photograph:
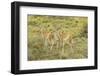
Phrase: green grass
[{"left": 28, "top": 15, "right": 88, "bottom": 61}]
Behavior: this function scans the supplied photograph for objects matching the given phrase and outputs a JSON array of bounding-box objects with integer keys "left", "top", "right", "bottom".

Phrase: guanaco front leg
[
  {"left": 60, "top": 41, "right": 65, "bottom": 59},
  {"left": 50, "top": 40, "right": 55, "bottom": 51}
]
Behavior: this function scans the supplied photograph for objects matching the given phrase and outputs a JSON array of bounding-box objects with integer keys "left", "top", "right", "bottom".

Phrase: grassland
[{"left": 28, "top": 15, "right": 88, "bottom": 61}]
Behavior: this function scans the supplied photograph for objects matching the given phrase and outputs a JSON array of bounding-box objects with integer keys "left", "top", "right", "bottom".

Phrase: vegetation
[{"left": 28, "top": 15, "right": 88, "bottom": 61}]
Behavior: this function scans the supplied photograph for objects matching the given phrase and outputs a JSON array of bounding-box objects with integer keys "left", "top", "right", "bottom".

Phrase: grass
[{"left": 28, "top": 15, "right": 88, "bottom": 61}]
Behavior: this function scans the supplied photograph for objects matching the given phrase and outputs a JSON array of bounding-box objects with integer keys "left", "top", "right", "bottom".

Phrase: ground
[{"left": 28, "top": 15, "right": 88, "bottom": 61}]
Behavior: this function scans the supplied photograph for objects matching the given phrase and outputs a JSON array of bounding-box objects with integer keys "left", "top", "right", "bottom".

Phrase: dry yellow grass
[{"left": 28, "top": 15, "right": 88, "bottom": 61}]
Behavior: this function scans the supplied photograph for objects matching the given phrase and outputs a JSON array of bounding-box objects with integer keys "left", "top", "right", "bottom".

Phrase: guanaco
[{"left": 58, "top": 31, "right": 74, "bottom": 55}]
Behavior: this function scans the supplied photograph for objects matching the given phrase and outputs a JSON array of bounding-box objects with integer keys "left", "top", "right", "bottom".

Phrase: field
[{"left": 28, "top": 15, "right": 88, "bottom": 61}]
